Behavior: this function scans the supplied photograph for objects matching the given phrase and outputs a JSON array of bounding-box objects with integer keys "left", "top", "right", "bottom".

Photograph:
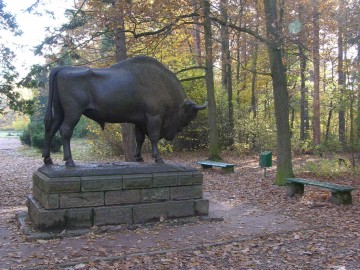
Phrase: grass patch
[
  {"left": 0, "top": 130, "right": 20, "bottom": 138},
  {"left": 18, "top": 138, "right": 99, "bottom": 162},
  {"left": 297, "top": 157, "right": 359, "bottom": 178}
]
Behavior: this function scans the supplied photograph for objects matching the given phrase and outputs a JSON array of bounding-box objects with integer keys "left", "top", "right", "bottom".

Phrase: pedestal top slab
[{"left": 38, "top": 162, "right": 198, "bottom": 178}]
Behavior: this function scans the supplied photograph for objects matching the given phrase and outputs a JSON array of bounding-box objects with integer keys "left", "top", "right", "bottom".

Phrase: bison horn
[{"left": 193, "top": 101, "right": 208, "bottom": 110}]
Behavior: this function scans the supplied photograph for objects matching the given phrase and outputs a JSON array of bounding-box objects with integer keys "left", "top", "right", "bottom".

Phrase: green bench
[
  {"left": 285, "top": 178, "right": 355, "bottom": 205},
  {"left": 197, "top": 160, "right": 236, "bottom": 173}
]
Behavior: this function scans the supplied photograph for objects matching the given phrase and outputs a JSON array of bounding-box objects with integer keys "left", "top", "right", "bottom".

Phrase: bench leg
[
  {"left": 201, "top": 165, "right": 212, "bottom": 170},
  {"left": 331, "top": 191, "right": 352, "bottom": 205},
  {"left": 222, "top": 167, "right": 234, "bottom": 173},
  {"left": 286, "top": 183, "right": 304, "bottom": 197}
]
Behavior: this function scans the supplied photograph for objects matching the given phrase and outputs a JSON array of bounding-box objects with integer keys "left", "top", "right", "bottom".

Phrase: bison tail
[{"left": 44, "top": 67, "right": 63, "bottom": 131}]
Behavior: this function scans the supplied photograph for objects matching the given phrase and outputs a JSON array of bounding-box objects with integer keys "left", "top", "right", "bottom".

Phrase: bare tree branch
[
  {"left": 125, "top": 13, "right": 199, "bottom": 38},
  {"left": 176, "top": 66, "right": 205, "bottom": 74},
  {"left": 180, "top": 76, "right": 206, "bottom": 82},
  {"left": 209, "top": 15, "right": 270, "bottom": 45},
  {"left": 240, "top": 63, "right": 272, "bottom": 77}
]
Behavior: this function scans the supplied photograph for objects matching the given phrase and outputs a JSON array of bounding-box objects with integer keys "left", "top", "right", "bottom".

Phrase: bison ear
[{"left": 181, "top": 99, "right": 194, "bottom": 111}]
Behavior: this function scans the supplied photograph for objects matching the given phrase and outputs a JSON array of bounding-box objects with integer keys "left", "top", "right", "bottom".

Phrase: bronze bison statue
[{"left": 43, "top": 56, "right": 207, "bottom": 166}]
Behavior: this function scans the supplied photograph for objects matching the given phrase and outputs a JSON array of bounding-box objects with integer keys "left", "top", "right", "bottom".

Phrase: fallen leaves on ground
[{"left": 0, "top": 138, "right": 359, "bottom": 269}]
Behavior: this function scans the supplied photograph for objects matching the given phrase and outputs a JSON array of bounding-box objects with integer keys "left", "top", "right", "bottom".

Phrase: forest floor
[{"left": 0, "top": 136, "right": 359, "bottom": 270}]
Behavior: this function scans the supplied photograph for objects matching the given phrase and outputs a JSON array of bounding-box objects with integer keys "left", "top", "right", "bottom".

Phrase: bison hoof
[
  {"left": 135, "top": 157, "right": 144, "bottom": 162},
  {"left": 44, "top": 157, "right": 53, "bottom": 165},
  {"left": 155, "top": 157, "right": 164, "bottom": 163},
  {"left": 65, "top": 160, "right": 76, "bottom": 167}
]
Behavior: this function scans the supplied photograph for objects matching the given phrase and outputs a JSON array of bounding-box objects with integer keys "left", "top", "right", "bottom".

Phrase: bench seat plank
[
  {"left": 197, "top": 160, "right": 236, "bottom": 173},
  {"left": 197, "top": 160, "right": 235, "bottom": 168},
  {"left": 285, "top": 178, "right": 354, "bottom": 192},
  {"left": 285, "top": 177, "right": 355, "bottom": 205}
]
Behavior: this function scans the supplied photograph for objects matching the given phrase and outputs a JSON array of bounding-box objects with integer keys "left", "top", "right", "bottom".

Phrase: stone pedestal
[{"left": 27, "top": 163, "right": 209, "bottom": 231}]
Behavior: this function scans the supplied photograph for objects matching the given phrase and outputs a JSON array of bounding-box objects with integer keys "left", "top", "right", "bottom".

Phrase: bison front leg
[
  {"left": 150, "top": 140, "right": 163, "bottom": 163},
  {"left": 134, "top": 126, "right": 145, "bottom": 162}
]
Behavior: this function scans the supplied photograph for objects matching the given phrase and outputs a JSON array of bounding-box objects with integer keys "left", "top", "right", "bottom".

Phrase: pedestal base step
[
  {"left": 27, "top": 195, "right": 209, "bottom": 230},
  {"left": 27, "top": 163, "right": 209, "bottom": 231}
]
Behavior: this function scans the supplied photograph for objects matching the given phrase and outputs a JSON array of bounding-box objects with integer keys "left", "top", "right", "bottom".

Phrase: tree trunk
[
  {"left": 325, "top": 101, "right": 333, "bottom": 144},
  {"left": 235, "top": 2, "right": 244, "bottom": 105},
  {"left": 251, "top": 42, "right": 259, "bottom": 119},
  {"left": 299, "top": 47, "right": 309, "bottom": 141},
  {"left": 349, "top": 84, "right": 355, "bottom": 153},
  {"left": 236, "top": 23, "right": 247, "bottom": 106},
  {"left": 290, "top": 106, "right": 295, "bottom": 133},
  {"left": 298, "top": 5, "right": 309, "bottom": 141},
  {"left": 192, "top": 0, "right": 202, "bottom": 66},
  {"left": 251, "top": 0, "right": 260, "bottom": 119},
  {"left": 338, "top": 0, "right": 346, "bottom": 148},
  {"left": 220, "top": 0, "right": 234, "bottom": 145},
  {"left": 356, "top": 41, "right": 360, "bottom": 146},
  {"left": 203, "top": 0, "right": 221, "bottom": 160},
  {"left": 236, "top": 32, "right": 241, "bottom": 86},
  {"left": 312, "top": 0, "right": 321, "bottom": 145},
  {"left": 113, "top": 0, "right": 136, "bottom": 162},
  {"left": 264, "top": 0, "right": 294, "bottom": 185}
]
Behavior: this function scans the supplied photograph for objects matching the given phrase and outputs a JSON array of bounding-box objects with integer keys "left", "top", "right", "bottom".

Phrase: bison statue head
[{"left": 177, "top": 99, "right": 208, "bottom": 132}]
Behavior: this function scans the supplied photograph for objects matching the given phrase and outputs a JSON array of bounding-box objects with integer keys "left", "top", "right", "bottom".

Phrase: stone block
[
  {"left": 123, "top": 174, "right": 153, "bottom": 189},
  {"left": 153, "top": 173, "right": 178, "bottom": 187},
  {"left": 194, "top": 199, "right": 209, "bottom": 215},
  {"left": 286, "top": 183, "right": 304, "bottom": 197},
  {"left": 177, "top": 172, "right": 193, "bottom": 186},
  {"left": 170, "top": 185, "right": 203, "bottom": 200},
  {"left": 33, "top": 184, "right": 59, "bottom": 209},
  {"left": 27, "top": 196, "right": 66, "bottom": 230},
  {"left": 141, "top": 188, "right": 169, "bottom": 202},
  {"left": 331, "top": 191, "right": 353, "bottom": 205},
  {"left": 132, "top": 202, "right": 167, "bottom": 223},
  {"left": 59, "top": 192, "right": 104, "bottom": 208},
  {"left": 33, "top": 171, "right": 80, "bottom": 194},
  {"left": 105, "top": 190, "right": 141, "bottom": 205},
  {"left": 81, "top": 175, "right": 122, "bottom": 192},
  {"left": 94, "top": 205, "right": 132, "bottom": 225},
  {"left": 29, "top": 163, "right": 208, "bottom": 231},
  {"left": 192, "top": 171, "right": 203, "bottom": 185},
  {"left": 66, "top": 208, "right": 93, "bottom": 228},
  {"left": 166, "top": 201, "right": 195, "bottom": 218}
]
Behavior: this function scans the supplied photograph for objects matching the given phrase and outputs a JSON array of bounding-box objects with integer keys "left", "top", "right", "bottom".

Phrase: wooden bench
[
  {"left": 285, "top": 178, "right": 355, "bottom": 205},
  {"left": 197, "top": 160, "right": 236, "bottom": 173}
]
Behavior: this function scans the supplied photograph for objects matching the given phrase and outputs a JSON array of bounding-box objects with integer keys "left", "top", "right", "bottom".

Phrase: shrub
[
  {"left": 19, "top": 128, "right": 31, "bottom": 146},
  {"left": 87, "top": 123, "right": 124, "bottom": 156},
  {"left": 230, "top": 111, "right": 277, "bottom": 153},
  {"left": 20, "top": 120, "right": 62, "bottom": 152},
  {"left": 12, "top": 115, "right": 30, "bottom": 131},
  {"left": 73, "top": 116, "right": 90, "bottom": 138},
  {"left": 299, "top": 157, "right": 353, "bottom": 178},
  {"left": 171, "top": 110, "right": 208, "bottom": 151},
  {"left": 292, "top": 138, "right": 314, "bottom": 155}
]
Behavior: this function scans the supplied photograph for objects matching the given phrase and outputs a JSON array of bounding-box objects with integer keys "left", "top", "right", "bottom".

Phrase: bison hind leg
[{"left": 43, "top": 116, "right": 63, "bottom": 166}]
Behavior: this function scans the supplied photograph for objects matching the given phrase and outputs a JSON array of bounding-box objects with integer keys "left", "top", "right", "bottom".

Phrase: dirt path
[
  {"left": 0, "top": 137, "right": 304, "bottom": 269},
  {"left": 0, "top": 137, "right": 359, "bottom": 269},
  {"left": 0, "top": 137, "right": 41, "bottom": 207}
]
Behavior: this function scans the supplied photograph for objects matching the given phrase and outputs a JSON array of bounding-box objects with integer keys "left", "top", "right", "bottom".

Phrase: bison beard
[{"left": 42, "top": 56, "right": 207, "bottom": 167}]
